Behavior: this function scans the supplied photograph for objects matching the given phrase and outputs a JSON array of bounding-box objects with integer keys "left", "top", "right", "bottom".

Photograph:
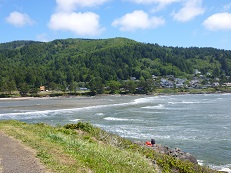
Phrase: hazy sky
[{"left": 1, "top": 0, "right": 231, "bottom": 50}]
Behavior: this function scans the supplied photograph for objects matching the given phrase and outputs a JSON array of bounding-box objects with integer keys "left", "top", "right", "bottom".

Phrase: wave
[
  {"left": 99, "top": 126, "right": 155, "bottom": 139},
  {"left": 133, "top": 97, "right": 155, "bottom": 104},
  {"left": 209, "top": 164, "right": 231, "bottom": 173},
  {"left": 218, "top": 168, "right": 231, "bottom": 173},
  {"left": 131, "top": 110, "right": 162, "bottom": 114},
  {"left": 142, "top": 104, "right": 165, "bottom": 109},
  {"left": 69, "top": 119, "right": 81, "bottom": 122},
  {"left": 104, "top": 117, "right": 131, "bottom": 121},
  {"left": 133, "top": 96, "right": 171, "bottom": 104},
  {"left": 95, "top": 113, "right": 104, "bottom": 116},
  {"left": 0, "top": 110, "right": 52, "bottom": 120},
  {"left": 198, "top": 160, "right": 231, "bottom": 173},
  {"left": 168, "top": 101, "right": 201, "bottom": 104},
  {"left": 153, "top": 134, "right": 171, "bottom": 139},
  {"left": 197, "top": 160, "right": 204, "bottom": 166},
  {"left": 0, "top": 102, "right": 128, "bottom": 119},
  {"left": 221, "top": 93, "right": 231, "bottom": 96},
  {"left": 141, "top": 104, "right": 187, "bottom": 110},
  {"left": 0, "top": 96, "right": 162, "bottom": 120}
]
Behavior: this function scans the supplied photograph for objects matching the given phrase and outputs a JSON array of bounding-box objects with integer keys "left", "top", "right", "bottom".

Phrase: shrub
[{"left": 64, "top": 122, "right": 95, "bottom": 133}]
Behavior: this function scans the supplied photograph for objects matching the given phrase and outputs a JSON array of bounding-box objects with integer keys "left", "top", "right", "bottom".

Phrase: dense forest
[{"left": 0, "top": 37, "right": 231, "bottom": 95}]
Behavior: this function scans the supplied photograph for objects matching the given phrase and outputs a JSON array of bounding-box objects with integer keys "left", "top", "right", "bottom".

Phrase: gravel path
[{"left": 0, "top": 132, "right": 47, "bottom": 173}]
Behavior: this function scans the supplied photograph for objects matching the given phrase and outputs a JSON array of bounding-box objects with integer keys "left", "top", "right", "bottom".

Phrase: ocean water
[{"left": 0, "top": 94, "right": 230, "bottom": 172}]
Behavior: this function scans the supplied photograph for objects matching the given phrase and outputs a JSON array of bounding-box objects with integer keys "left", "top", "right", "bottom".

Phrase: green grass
[{"left": 0, "top": 120, "right": 218, "bottom": 173}]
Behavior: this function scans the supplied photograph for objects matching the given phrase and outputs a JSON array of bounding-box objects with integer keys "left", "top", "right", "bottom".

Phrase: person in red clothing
[{"left": 145, "top": 138, "right": 155, "bottom": 147}]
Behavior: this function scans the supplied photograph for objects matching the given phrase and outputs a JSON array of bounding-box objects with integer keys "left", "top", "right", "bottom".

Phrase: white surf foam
[
  {"left": 142, "top": 104, "right": 165, "bottom": 109},
  {"left": 0, "top": 110, "right": 52, "bottom": 120},
  {"left": 0, "top": 102, "right": 124, "bottom": 119},
  {"left": 95, "top": 113, "right": 104, "bottom": 116},
  {"left": 221, "top": 93, "right": 231, "bottom": 96},
  {"left": 133, "top": 96, "right": 159, "bottom": 104},
  {"left": 219, "top": 168, "right": 231, "bottom": 173},
  {"left": 104, "top": 117, "right": 130, "bottom": 121},
  {"left": 197, "top": 160, "right": 204, "bottom": 166},
  {"left": 211, "top": 164, "right": 231, "bottom": 173},
  {"left": 0, "top": 96, "right": 164, "bottom": 121},
  {"left": 69, "top": 119, "right": 80, "bottom": 122},
  {"left": 168, "top": 101, "right": 200, "bottom": 104},
  {"left": 198, "top": 160, "right": 231, "bottom": 173}
]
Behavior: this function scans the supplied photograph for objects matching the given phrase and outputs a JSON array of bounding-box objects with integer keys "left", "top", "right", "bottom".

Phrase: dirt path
[{"left": 0, "top": 132, "right": 48, "bottom": 173}]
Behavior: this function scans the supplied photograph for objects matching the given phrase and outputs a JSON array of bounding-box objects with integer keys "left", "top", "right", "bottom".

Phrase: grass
[{"left": 0, "top": 120, "right": 219, "bottom": 173}]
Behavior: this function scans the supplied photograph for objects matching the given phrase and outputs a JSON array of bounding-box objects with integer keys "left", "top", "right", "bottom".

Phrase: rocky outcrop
[
  {"left": 134, "top": 141, "right": 198, "bottom": 164},
  {"left": 154, "top": 144, "right": 198, "bottom": 164}
]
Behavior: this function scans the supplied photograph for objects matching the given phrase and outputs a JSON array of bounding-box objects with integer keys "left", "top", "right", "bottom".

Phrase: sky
[{"left": 1, "top": 0, "right": 231, "bottom": 50}]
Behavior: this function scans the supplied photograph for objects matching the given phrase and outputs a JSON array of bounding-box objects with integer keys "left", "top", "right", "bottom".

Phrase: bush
[{"left": 64, "top": 122, "right": 95, "bottom": 133}]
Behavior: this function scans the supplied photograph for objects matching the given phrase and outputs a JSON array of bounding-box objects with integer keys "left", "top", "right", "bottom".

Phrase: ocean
[{"left": 0, "top": 93, "right": 230, "bottom": 172}]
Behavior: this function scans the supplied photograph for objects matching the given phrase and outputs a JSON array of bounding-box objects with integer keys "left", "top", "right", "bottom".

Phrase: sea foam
[
  {"left": 69, "top": 119, "right": 80, "bottom": 122},
  {"left": 142, "top": 104, "right": 165, "bottom": 109},
  {"left": 104, "top": 117, "right": 130, "bottom": 121}
]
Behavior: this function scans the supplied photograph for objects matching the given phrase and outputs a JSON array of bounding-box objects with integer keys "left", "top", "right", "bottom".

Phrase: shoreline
[
  {"left": 0, "top": 90, "right": 231, "bottom": 100},
  {"left": 0, "top": 90, "right": 230, "bottom": 101}
]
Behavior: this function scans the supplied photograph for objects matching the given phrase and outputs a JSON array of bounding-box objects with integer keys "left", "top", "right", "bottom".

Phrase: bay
[{"left": 0, "top": 94, "right": 230, "bottom": 172}]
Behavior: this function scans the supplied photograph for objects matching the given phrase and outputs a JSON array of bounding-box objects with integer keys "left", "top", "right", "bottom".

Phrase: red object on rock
[{"left": 146, "top": 141, "right": 152, "bottom": 146}]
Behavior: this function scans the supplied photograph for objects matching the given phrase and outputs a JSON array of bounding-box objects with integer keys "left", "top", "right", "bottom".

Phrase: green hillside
[
  {"left": 0, "top": 40, "right": 42, "bottom": 50},
  {"left": 0, "top": 37, "right": 230, "bottom": 96},
  {"left": 0, "top": 120, "right": 218, "bottom": 173}
]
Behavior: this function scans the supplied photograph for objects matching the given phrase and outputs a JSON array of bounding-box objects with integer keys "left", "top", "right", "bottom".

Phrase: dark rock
[
  {"left": 167, "top": 147, "right": 198, "bottom": 164},
  {"left": 155, "top": 144, "right": 198, "bottom": 164},
  {"left": 134, "top": 141, "right": 198, "bottom": 164}
]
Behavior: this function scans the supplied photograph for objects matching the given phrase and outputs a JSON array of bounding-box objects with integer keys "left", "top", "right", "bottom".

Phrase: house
[
  {"left": 190, "top": 79, "right": 200, "bottom": 85},
  {"left": 160, "top": 78, "right": 174, "bottom": 88},
  {"left": 152, "top": 75, "right": 158, "bottom": 80},
  {"left": 223, "top": 83, "right": 231, "bottom": 87},
  {"left": 40, "top": 86, "right": 45, "bottom": 91},
  {"left": 79, "top": 87, "right": 89, "bottom": 91},
  {"left": 174, "top": 78, "right": 186, "bottom": 88},
  {"left": 189, "top": 79, "right": 200, "bottom": 88},
  {"left": 130, "top": 77, "right": 137, "bottom": 81},
  {"left": 206, "top": 72, "right": 211, "bottom": 76},
  {"left": 194, "top": 69, "right": 201, "bottom": 75},
  {"left": 212, "top": 82, "right": 219, "bottom": 87}
]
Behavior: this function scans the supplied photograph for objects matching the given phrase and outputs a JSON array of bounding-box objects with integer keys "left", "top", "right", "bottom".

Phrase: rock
[
  {"left": 134, "top": 141, "right": 198, "bottom": 164},
  {"left": 154, "top": 144, "right": 198, "bottom": 164},
  {"left": 167, "top": 147, "right": 198, "bottom": 164}
]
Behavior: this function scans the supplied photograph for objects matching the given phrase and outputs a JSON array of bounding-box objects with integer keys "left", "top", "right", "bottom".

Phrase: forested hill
[
  {"left": 0, "top": 37, "right": 231, "bottom": 94},
  {"left": 0, "top": 40, "right": 42, "bottom": 50}
]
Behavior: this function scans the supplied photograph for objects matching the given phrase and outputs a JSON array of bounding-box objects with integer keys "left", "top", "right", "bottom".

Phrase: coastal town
[{"left": 37, "top": 69, "right": 231, "bottom": 96}]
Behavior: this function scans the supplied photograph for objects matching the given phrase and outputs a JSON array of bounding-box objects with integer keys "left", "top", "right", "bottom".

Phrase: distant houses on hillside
[
  {"left": 38, "top": 68, "right": 230, "bottom": 94},
  {"left": 125, "top": 68, "right": 230, "bottom": 91},
  {"left": 158, "top": 75, "right": 222, "bottom": 89}
]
